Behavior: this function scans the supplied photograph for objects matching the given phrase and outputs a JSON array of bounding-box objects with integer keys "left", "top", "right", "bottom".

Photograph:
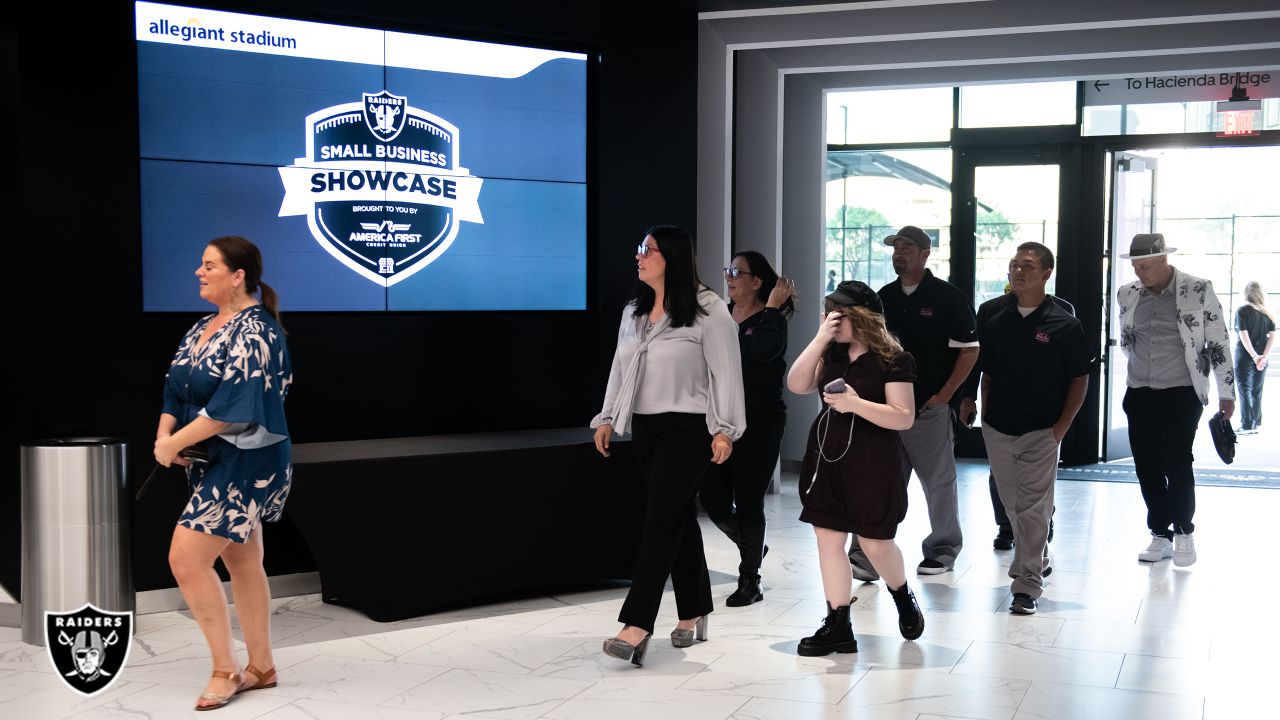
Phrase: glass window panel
[
  {"left": 1082, "top": 100, "right": 1228, "bottom": 136},
  {"left": 959, "top": 81, "right": 1077, "bottom": 128},
  {"left": 824, "top": 148, "right": 953, "bottom": 288},
  {"left": 973, "top": 165, "right": 1059, "bottom": 305},
  {"left": 826, "top": 87, "right": 953, "bottom": 145}
]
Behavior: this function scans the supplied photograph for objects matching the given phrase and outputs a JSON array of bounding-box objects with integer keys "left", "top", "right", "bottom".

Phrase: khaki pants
[{"left": 981, "top": 425, "right": 1057, "bottom": 599}]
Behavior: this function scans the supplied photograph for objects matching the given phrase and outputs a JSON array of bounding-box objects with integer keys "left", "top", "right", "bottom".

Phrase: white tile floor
[{"left": 2, "top": 459, "right": 1275, "bottom": 719}]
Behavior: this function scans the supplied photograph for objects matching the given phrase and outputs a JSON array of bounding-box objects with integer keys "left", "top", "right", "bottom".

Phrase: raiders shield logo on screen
[
  {"left": 45, "top": 604, "right": 133, "bottom": 697},
  {"left": 278, "top": 91, "right": 486, "bottom": 287}
]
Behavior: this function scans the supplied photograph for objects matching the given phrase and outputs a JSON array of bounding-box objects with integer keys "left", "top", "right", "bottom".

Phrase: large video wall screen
[{"left": 137, "top": 2, "right": 588, "bottom": 311}]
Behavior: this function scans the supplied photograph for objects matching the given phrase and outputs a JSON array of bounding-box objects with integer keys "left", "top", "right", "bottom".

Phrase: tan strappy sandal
[
  {"left": 237, "top": 664, "right": 278, "bottom": 694},
  {"left": 194, "top": 670, "right": 240, "bottom": 711}
]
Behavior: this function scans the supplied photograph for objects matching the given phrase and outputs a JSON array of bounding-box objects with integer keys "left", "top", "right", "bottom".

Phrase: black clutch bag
[{"left": 1207, "top": 411, "right": 1235, "bottom": 464}]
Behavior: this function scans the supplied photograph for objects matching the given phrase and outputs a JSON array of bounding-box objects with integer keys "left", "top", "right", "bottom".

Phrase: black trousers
[
  {"left": 619, "top": 413, "right": 715, "bottom": 634},
  {"left": 1123, "top": 386, "right": 1203, "bottom": 539},
  {"left": 700, "top": 412, "right": 786, "bottom": 575},
  {"left": 1235, "top": 345, "right": 1266, "bottom": 430}
]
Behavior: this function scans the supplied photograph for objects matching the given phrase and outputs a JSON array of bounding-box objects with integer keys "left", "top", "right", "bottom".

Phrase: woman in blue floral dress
[{"left": 153, "top": 236, "right": 292, "bottom": 710}]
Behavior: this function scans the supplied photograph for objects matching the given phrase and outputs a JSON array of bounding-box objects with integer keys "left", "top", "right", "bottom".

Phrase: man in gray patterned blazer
[{"left": 1116, "top": 233, "right": 1235, "bottom": 568}]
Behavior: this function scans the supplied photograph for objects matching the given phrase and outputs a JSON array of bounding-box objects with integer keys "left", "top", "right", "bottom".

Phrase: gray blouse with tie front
[{"left": 591, "top": 288, "right": 747, "bottom": 440}]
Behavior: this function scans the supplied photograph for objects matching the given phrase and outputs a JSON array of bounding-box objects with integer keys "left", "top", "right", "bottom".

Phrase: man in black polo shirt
[
  {"left": 847, "top": 225, "right": 978, "bottom": 580},
  {"left": 978, "top": 242, "right": 1093, "bottom": 615}
]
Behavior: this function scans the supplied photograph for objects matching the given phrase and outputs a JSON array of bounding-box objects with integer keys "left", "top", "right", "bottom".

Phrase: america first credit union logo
[
  {"left": 45, "top": 604, "right": 133, "bottom": 697},
  {"left": 278, "top": 91, "right": 484, "bottom": 286}
]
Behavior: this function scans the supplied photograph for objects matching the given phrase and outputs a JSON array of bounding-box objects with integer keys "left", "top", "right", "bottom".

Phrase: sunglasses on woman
[
  {"left": 723, "top": 267, "right": 755, "bottom": 279},
  {"left": 636, "top": 243, "right": 662, "bottom": 257}
]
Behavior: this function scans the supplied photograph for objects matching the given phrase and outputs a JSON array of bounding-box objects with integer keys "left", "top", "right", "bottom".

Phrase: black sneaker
[
  {"left": 993, "top": 526, "right": 1014, "bottom": 550},
  {"left": 1010, "top": 593, "right": 1037, "bottom": 614},
  {"left": 916, "top": 558, "right": 950, "bottom": 575}
]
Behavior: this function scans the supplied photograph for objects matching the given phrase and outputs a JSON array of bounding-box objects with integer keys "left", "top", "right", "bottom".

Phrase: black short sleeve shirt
[
  {"left": 879, "top": 270, "right": 978, "bottom": 410},
  {"left": 1235, "top": 305, "right": 1275, "bottom": 354},
  {"left": 978, "top": 296, "right": 1096, "bottom": 436}
]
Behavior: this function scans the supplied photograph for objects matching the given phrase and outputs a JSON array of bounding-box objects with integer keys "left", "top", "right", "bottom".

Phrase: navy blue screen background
[{"left": 139, "top": 38, "right": 587, "bottom": 311}]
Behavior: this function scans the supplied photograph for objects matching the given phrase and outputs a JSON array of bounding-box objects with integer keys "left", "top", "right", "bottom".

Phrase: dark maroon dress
[{"left": 799, "top": 349, "right": 916, "bottom": 539}]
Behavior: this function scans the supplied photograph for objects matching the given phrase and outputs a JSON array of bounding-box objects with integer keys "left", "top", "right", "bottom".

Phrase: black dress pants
[
  {"left": 619, "top": 413, "right": 715, "bottom": 634},
  {"left": 1235, "top": 345, "right": 1266, "bottom": 430},
  {"left": 1123, "top": 386, "right": 1203, "bottom": 539},
  {"left": 700, "top": 412, "right": 786, "bottom": 574}
]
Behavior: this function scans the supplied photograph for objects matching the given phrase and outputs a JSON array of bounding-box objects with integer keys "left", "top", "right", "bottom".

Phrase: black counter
[{"left": 286, "top": 429, "right": 643, "bottom": 621}]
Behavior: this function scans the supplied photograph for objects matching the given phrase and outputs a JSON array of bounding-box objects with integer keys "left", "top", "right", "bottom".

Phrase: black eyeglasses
[
  {"left": 636, "top": 243, "right": 662, "bottom": 257},
  {"left": 724, "top": 267, "right": 755, "bottom": 279}
]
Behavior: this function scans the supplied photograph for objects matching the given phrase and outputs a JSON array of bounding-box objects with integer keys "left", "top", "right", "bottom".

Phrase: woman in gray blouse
[{"left": 592, "top": 225, "right": 747, "bottom": 666}]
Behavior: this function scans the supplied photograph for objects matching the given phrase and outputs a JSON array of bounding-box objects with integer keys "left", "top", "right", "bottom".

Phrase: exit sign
[{"left": 1218, "top": 110, "right": 1259, "bottom": 136}]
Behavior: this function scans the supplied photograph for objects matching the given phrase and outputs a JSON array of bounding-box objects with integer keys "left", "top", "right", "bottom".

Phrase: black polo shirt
[
  {"left": 978, "top": 295, "right": 1095, "bottom": 436},
  {"left": 958, "top": 293, "right": 1075, "bottom": 401},
  {"left": 879, "top": 269, "right": 977, "bottom": 410}
]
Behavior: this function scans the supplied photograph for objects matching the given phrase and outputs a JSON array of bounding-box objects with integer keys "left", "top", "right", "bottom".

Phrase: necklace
[{"left": 808, "top": 405, "right": 854, "bottom": 494}]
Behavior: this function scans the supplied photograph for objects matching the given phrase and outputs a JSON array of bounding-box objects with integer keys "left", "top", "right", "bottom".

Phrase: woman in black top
[
  {"left": 1235, "top": 281, "right": 1275, "bottom": 434},
  {"left": 701, "top": 251, "right": 794, "bottom": 607}
]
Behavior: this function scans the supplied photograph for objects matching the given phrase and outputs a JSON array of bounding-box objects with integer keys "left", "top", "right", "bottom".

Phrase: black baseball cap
[{"left": 825, "top": 280, "right": 883, "bottom": 315}]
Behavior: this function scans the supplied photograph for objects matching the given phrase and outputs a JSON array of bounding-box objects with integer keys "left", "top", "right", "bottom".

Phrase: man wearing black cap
[
  {"left": 1117, "top": 233, "right": 1235, "bottom": 568},
  {"left": 978, "top": 243, "right": 1093, "bottom": 614},
  {"left": 847, "top": 225, "right": 978, "bottom": 579}
]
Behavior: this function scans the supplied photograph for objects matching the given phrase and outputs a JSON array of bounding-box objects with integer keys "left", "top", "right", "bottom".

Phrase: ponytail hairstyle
[{"left": 208, "top": 236, "right": 283, "bottom": 328}]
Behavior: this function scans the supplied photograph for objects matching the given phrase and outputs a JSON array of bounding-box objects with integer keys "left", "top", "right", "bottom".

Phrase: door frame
[{"left": 950, "top": 127, "right": 1100, "bottom": 465}]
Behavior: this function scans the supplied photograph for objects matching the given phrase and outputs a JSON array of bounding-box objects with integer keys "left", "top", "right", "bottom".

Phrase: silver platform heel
[{"left": 670, "top": 616, "right": 708, "bottom": 648}]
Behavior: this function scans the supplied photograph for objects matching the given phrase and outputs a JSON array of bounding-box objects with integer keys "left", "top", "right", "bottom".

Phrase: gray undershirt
[{"left": 1127, "top": 284, "right": 1193, "bottom": 389}]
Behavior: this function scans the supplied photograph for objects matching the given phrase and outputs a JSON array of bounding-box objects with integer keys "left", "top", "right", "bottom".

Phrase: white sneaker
[
  {"left": 1138, "top": 535, "right": 1173, "bottom": 562},
  {"left": 1173, "top": 533, "right": 1197, "bottom": 567}
]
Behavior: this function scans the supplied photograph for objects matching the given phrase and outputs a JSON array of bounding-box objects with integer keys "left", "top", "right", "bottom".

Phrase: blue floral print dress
[{"left": 162, "top": 305, "right": 293, "bottom": 542}]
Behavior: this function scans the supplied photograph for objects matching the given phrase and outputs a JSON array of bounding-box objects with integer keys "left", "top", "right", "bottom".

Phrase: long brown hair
[
  {"left": 208, "top": 236, "right": 282, "bottom": 326},
  {"left": 822, "top": 302, "right": 902, "bottom": 363},
  {"left": 1245, "top": 281, "right": 1273, "bottom": 322}
]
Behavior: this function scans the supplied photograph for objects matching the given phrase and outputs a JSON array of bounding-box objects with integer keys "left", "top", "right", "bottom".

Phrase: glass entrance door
[
  {"left": 972, "top": 164, "right": 1061, "bottom": 307},
  {"left": 1102, "top": 152, "right": 1158, "bottom": 461},
  {"left": 952, "top": 150, "right": 1065, "bottom": 457}
]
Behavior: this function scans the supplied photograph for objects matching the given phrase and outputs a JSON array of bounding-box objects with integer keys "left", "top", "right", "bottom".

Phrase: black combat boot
[
  {"left": 725, "top": 572, "right": 762, "bottom": 607},
  {"left": 887, "top": 583, "right": 924, "bottom": 640},
  {"left": 797, "top": 603, "right": 857, "bottom": 656},
  {"left": 726, "top": 523, "right": 767, "bottom": 607}
]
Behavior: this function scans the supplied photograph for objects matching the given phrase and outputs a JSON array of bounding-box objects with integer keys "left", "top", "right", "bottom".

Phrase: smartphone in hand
[{"left": 823, "top": 378, "right": 847, "bottom": 394}]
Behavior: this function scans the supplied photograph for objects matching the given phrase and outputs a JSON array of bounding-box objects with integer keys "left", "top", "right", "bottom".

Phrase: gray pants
[
  {"left": 849, "top": 403, "right": 962, "bottom": 569},
  {"left": 982, "top": 425, "right": 1057, "bottom": 599}
]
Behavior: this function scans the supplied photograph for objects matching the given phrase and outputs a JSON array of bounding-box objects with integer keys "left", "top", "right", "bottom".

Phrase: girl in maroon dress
[{"left": 786, "top": 280, "right": 925, "bottom": 655}]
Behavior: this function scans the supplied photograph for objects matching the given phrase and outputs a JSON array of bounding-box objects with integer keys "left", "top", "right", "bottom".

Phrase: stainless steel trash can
[{"left": 20, "top": 438, "right": 133, "bottom": 646}]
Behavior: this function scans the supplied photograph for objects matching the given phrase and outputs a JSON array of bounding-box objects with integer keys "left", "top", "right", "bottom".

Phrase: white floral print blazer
[{"left": 1117, "top": 265, "right": 1235, "bottom": 406}]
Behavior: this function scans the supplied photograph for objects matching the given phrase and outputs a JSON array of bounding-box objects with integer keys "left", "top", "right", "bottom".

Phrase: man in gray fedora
[{"left": 1116, "top": 233, "right": 1234, "bottom": 567}]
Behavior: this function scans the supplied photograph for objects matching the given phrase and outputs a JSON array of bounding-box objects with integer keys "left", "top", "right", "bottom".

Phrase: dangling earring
[{"left": 229, "top": 285, "right": 244, "bottom": 314}]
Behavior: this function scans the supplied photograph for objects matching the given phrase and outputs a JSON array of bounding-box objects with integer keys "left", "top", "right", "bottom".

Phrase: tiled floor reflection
[{"left": 3, "top": 459, "right": 1274, "bottom": 718}]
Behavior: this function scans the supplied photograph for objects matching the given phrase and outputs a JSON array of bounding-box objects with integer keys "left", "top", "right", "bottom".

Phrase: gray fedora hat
[{"left": 1120, "top": 233, "right": 1177, "bottom": 259}]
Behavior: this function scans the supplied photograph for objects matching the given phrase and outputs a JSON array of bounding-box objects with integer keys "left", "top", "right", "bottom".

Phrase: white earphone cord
[{"left": 808, "top": 406, "right": 854, "bottom": 494}]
